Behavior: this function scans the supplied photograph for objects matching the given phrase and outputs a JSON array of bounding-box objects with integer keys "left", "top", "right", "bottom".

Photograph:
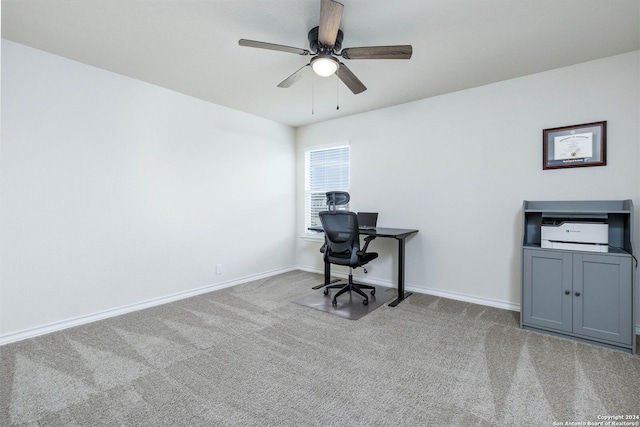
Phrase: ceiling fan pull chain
[
  {"left": 336, "top": 77, "right": 340, "bottom": 110},
  {"left": 311, "top": 77, "right": 315, "bottom": 115}
]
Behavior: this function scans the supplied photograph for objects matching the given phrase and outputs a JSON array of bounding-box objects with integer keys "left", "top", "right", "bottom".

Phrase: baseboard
[
  {"left": 298, "top": 266, "right": 640, "bottom": 335},
  {"left": 3, "top": 266, "right": 638, "bottom": 345},
  {"left": 0, "top": 266, "right": 296, "bottom": 346},
  {"left": 298, "top": 266, "right": 526, "bottom": 313}
]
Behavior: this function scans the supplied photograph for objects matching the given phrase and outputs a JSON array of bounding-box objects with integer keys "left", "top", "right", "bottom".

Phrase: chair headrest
[{"left": 326, "top": 191, "right": 350, "bottom": 213}]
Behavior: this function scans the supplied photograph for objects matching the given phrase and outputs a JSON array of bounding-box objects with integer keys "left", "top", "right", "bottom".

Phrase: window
[{"left": 305, "top": 145, "right": 350, "bottom": 230}]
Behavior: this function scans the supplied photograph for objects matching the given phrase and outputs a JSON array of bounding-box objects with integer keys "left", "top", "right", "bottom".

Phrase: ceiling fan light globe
[{"left": 311, "top": 56, "right": 339, "bottom": 77}]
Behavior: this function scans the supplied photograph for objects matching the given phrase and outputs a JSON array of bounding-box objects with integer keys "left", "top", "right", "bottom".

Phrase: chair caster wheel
[
  {"left": 370, "top": 289, "right": 376, "bottom": 295},
  {"left": 323, "top": 288, "right": 329, "bottom": 295},
  {"left": 332, "top": 299, "right": 337, "bottom": 306},
  {"left": 363, "top": 299, "right": 369, "bottom": 306}
]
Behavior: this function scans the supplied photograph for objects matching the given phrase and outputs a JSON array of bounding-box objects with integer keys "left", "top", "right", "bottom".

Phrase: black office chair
[{"left": 319, "top": 210, "right": 378, "bottom": 306}]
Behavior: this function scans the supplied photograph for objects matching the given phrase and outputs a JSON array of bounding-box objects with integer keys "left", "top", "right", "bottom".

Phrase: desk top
[
  {"left": 308, "top": 226, "right": 418, "bottom": 240},
  {"left": 362, "top": 227, "right": 419, "bottom": 239}
]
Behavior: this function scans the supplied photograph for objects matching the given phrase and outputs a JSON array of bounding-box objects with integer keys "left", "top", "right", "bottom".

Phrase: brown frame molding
[{"left": 543, "top": 121, "right": 606, "bottom": 170}]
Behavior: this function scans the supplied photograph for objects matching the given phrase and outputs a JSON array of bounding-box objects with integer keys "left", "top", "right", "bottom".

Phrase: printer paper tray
[{"left": 541, "top": 240, "right": 608, "bottom": 253}]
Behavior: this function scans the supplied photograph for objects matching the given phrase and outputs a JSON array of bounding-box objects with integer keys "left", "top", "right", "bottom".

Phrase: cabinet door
[
  {"left": 573, "top": 254, "right": 633, "bottom": 345},
  {"left": 523, "top": 249, "right": 573, "bottom": 332}
]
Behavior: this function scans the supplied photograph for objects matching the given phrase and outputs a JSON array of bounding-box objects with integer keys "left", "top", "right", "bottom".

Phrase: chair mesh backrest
[{"left": 319, "top": 211, "right": 360, "bottom": 264}]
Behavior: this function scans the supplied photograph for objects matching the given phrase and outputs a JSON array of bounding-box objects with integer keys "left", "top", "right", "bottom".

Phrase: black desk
[{"left": 309, "top": 226, "right": 419, "bottom": 306}]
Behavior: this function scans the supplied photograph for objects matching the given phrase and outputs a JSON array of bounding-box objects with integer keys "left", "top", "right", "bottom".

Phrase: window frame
[{"left": 304, "top": 143, "right": 350, "bottom": 233}]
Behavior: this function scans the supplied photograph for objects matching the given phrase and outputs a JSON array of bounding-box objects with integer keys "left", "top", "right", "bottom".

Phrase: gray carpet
[{"left": 1, "top": 270, "right": 638, "bottom": 426}]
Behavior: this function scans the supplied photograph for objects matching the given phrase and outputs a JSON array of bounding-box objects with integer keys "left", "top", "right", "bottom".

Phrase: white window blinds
[{"left": 305, "top": 145, "right": 350, "bottom": 229}]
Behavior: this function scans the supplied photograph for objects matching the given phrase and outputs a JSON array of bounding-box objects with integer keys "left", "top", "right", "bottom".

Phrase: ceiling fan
[{"left": 238, "top": 0, "right": 412, "bottom": 95}]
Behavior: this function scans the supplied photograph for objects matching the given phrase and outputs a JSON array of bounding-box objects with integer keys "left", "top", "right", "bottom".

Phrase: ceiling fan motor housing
[{"left": 308, "top": 26, "right": 343, "bottom": 53}]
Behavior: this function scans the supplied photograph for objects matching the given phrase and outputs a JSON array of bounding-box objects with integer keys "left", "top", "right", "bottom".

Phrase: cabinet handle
[
  {"left": 564, "top": 290, "right": 570, "bottom": 295},
  {"left": 575, "top": 292, "right": 581, "bottom": 297}
]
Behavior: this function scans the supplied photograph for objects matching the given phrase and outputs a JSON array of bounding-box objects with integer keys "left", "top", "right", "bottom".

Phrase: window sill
[{"left": 300, "top": 233, "right": 324, "bottom": 242}]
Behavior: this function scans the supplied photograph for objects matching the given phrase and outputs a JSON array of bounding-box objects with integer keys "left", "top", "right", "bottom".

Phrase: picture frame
[{"left": 542, "top": 121, "right": 606, "bottom": 170}]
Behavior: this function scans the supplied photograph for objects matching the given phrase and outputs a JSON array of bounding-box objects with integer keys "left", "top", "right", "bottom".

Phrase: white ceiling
[{"left": 2, "top": 0, "right": 639, "bottom": 127}]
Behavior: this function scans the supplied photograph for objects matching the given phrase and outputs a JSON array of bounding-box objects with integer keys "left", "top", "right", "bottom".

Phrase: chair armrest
[{"left": 357, "top": 235, "right": 377, "bottom": 256}]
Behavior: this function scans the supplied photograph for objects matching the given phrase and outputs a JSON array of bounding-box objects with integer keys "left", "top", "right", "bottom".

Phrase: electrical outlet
[{"left": 216, "top": 264, "right": 222, "bottom": 275}]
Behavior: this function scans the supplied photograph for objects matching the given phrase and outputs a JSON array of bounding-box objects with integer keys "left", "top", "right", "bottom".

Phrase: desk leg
[
  {"left": 312, "top": 260, "right": 340, "bottom": 290},
  {"left": 388, "top": 237, "right": 413, "bottom": 307}
]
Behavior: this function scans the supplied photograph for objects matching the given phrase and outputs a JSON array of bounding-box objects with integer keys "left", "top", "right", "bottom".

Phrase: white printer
[{"left": 541, "top": 221, "right": 609, "bottom": 252}]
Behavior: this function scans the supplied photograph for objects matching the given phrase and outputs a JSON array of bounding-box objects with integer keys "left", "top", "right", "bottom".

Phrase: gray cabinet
[
  {"left": 523, "top": 248, "right": 633, "bottom": 347},
  {"left": 523, "top": 249, "right": 573, "bottom": 332},
  {"left": 574, "top": 253, "right": 633, "bottom": 344},
  {"left": 521, "top": 200, "right": 636, "bottom": 354}
]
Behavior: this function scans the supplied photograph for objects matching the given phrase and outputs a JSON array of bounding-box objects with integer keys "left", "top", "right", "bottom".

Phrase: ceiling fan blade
[
  {"left": 277, "top": 64, "right": 311, "bottom": 88},
  {"left": 318, "top": 0, "right": 344, "bottom": 47},
  {"left": 336, "top": 62, "right": 366, "bottom": 94},
  {"left": 341, "top": 45, "right": 413, "bottom": 60},
  {"left": 239, "top": 39, "right": 310, "bottom": 55}
]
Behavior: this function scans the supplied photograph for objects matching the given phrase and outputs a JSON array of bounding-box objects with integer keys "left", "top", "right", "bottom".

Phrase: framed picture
[{"left": 543, "top": 121, "right": 606, "bottom": 170}]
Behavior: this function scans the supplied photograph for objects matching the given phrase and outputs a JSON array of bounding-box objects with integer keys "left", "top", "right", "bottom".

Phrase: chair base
[{"left": 323, "top": 271, "right": 375, "bottom": 305}]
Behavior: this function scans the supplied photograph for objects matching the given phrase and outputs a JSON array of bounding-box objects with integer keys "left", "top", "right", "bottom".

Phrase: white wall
[
  {"left": 2, "top": 39, "right": 638, "bottom": 341},
  {"left": 296, "top": 51, "right": 640, "bottom": 311},
  {"left": 0, "top": 40, "right": 296, "bottom": 339}
]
